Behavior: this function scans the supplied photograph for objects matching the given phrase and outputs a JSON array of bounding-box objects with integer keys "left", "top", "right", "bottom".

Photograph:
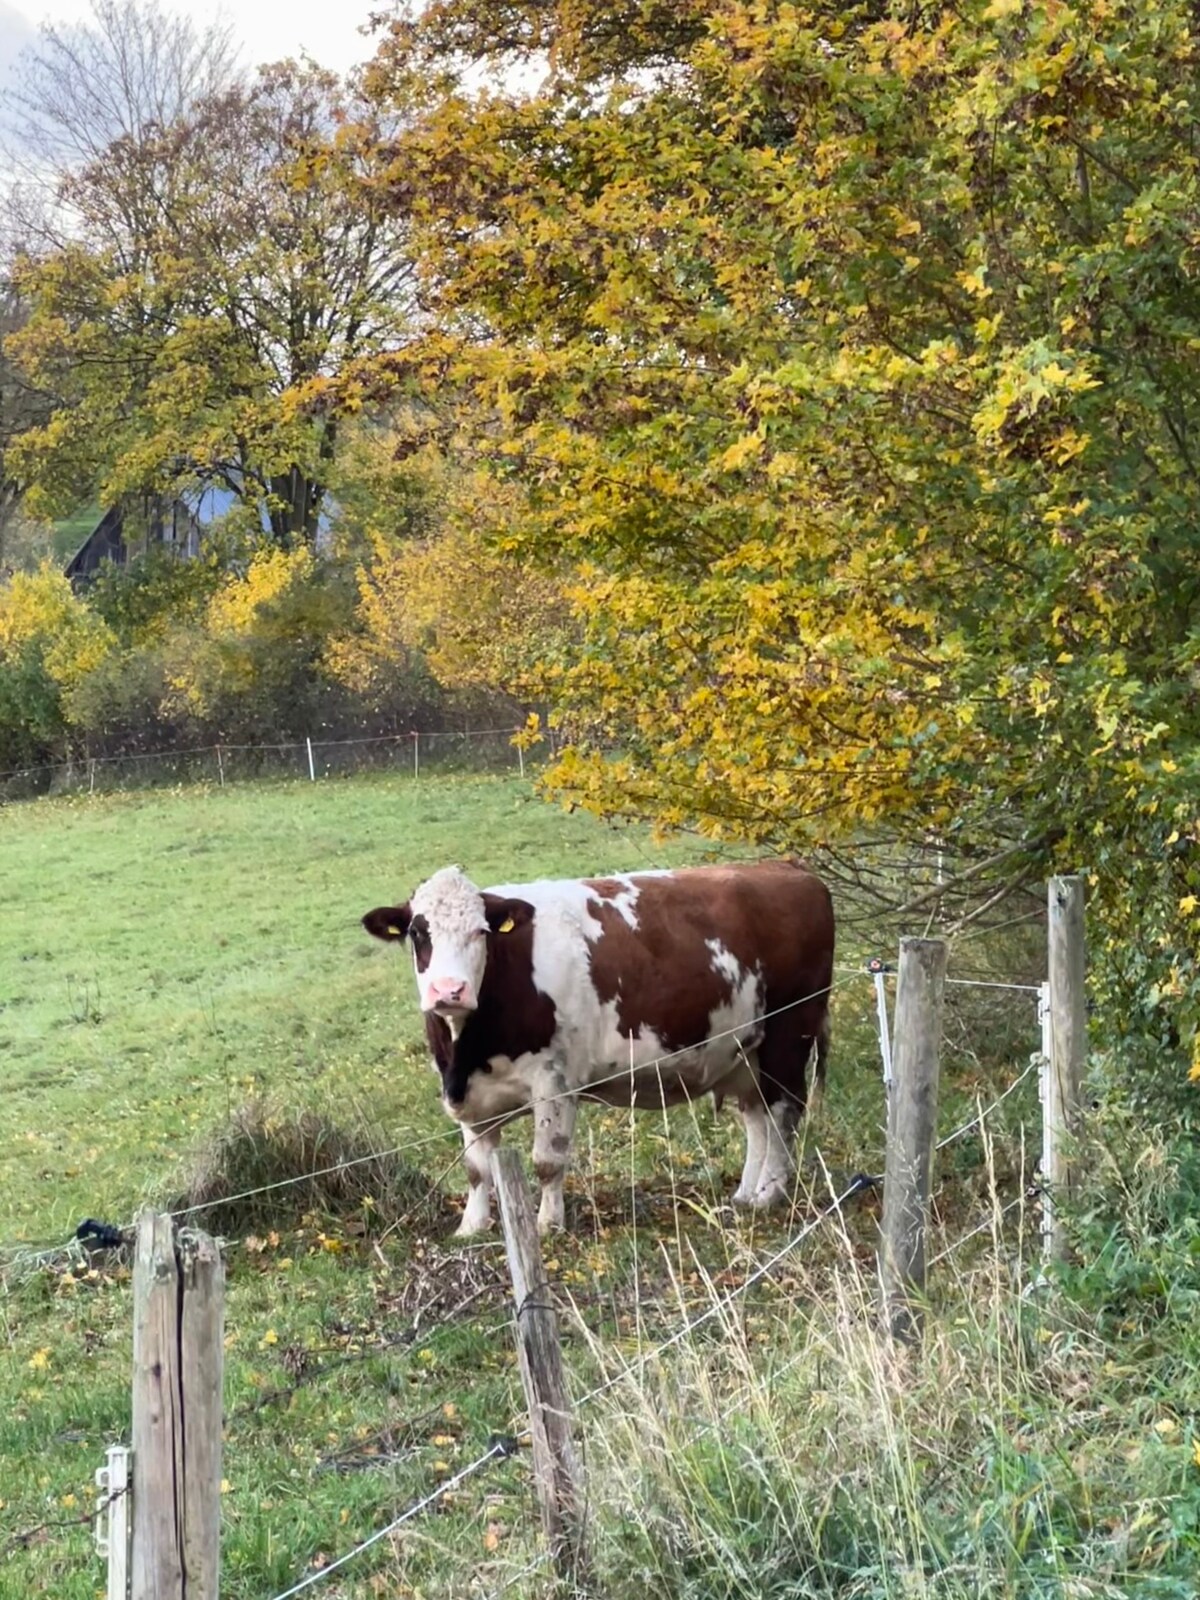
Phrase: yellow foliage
[
  {"left": 205, "top": 548, "right": 314, "bottom": 636},
  {"left": 328, "top": 480, "right": 569, "bottom": 700},
  {"left": 165, "top": 546, "right": 322, "bottom": 717},
  {"left": 0, "top": 565, "right": 117, "bottom": 721}
]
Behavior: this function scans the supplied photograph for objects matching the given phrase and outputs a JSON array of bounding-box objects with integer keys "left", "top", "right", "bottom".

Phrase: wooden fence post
[
  {"left": 491, "top": 1150, "right": 586, "bottom": 1582},
  {"left": 131, "top": 1211, "right": 225, "bottom": 1600},
  {"left": 1045, "top": 875, "right": 1086, "bottom": 1262},
  {"left": 880, "top": 937, "right": 947, "bottom": 1344}
]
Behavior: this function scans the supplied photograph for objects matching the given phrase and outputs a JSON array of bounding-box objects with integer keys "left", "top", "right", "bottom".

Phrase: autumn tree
[
  {"left": 362, "top": 0, "right": 1200, "bottom": 1082},
  {"left": 8, "top": 56, "right": 416, "bottom": 545},
  {"left": 328, "top": 447, "right": 571, "bottom": 709},
  {"left": 0, "top": 282, "right": 53, "bottom": 562},
  {"left": 0, "top": 0, "right": 239, "bottom": 253}
]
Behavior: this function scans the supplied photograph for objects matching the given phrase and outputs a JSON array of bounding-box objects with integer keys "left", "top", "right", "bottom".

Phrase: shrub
[
  {"left": 0, "top": 564, "right": 116, "bottom": 766},
  {"left": 163, "top": 1100, "right": 449, "bottom": 1237}
]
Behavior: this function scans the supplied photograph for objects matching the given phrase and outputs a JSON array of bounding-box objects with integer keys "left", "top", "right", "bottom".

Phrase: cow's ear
[
  {"left": 363, "top": 905, "right": 412, "bottom": 942},
  {"left": 484, "top": 897, "right": 532, "bottom": 936}
]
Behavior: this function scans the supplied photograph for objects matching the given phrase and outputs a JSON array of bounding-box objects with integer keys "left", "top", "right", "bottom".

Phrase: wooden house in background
[{"left": 64, "top": 488, "right": 237, "bottom": 588}]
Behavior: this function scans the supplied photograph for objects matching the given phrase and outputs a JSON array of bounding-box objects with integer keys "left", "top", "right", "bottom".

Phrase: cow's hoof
[
  {"left": 536, "top": 1214, "right": 565, "bottom": 1237},
  {"left": 454, "top": 1215, "right": 495, "bottom": 1238},
  {"left": 750, "top": 1177, "right": 792, "bottom": 1209},
  {"left": 731, "top": 1188, "right": 756, "bottom": 1208}
]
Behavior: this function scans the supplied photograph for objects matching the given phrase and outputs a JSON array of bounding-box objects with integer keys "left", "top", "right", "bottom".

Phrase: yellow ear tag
[
  {"left": 498, "top": 917, "right": 515, "bottom": 934},
  {"left": 386, "top": 925, "right": 402, "bottom": 937}
]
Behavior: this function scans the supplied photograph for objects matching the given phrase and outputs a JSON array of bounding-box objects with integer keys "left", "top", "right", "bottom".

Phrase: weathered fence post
[
  {"left": 215, "top": 744, "right": 225, "bottom": 788},
  {"left": 1045, "top": 875, "right": 1086, "bottom": 1262},
  {"left": 880, "top": 937, "right": 947, "bottom": 1344},
  {"left": 131, "top": 1211, "right": 225, "bottom": 1600},
  {"left": 305, "top": 736, "right": 316, "bottom": 782},
  {"left": 412, "top": 730, "right": 420, "bottom": 778},
  {"left": 491, "top": 1150, "right": 586, "bottom": 1582},
  {"left": 517, "top": 739, "right": 525, "bottom": 780}
]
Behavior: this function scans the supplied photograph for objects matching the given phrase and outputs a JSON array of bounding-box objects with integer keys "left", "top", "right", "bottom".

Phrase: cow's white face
[
  {"left": 408, "top": 867, "right": 489, "bottom": 1019},
  {"left": 363, "top": 866, "right": 493, "bottom": 1023}
]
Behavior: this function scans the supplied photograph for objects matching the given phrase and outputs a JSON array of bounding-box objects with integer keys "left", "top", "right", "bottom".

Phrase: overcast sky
[{"left": 1, "top": 0, "right": 388, "bottom": 88}]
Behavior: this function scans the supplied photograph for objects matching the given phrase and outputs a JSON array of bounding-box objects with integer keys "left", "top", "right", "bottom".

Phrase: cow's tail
[
  {"left": 809, "top": 1008, "right": 831, "bottom": 1117},
  {"left": 815, "top": 1010, "right": 831, "bottom": 1093}
]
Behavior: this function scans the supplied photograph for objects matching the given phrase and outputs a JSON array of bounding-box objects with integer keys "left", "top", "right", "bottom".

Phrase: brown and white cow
[{"left": 362, "top": 859, "right": 834, "bottom": 1235}]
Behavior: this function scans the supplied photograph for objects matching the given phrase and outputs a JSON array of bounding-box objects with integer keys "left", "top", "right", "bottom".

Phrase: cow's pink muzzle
[{"left": 423, "top": 977, "right": 477, "bottom": 1013}]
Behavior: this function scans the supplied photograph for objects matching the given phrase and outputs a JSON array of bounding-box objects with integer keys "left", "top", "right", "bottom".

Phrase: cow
[{"left": 362, "top": 858, "right": 834, "bottom": 1236}]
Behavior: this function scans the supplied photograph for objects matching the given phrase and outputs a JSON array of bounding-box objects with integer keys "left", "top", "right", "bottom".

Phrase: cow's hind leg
[
  {"left": 750, "top": 1018, "right": 820, "bottom": 1208},
  {"left": 751, "top": 1094, "right": 803, "bottom": 1207},
  {"left": 734, "top": 1098, "right": 769, "bottom": 1206},
  {"left": 457, "top": 1120, "right": 500, "bottom": 1236},
  {"left": 532, "top": 1064, "right": 577, "bottom": 1235}
]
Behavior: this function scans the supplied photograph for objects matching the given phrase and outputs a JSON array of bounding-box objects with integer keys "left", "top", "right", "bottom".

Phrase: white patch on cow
[
  {"left": 449, "top": 1051, "right": 547, "bottom": 1124},
  {"left": 591, "top": 872, "right": 648, "bottom": 928},
  {"left": 410, "top": 866, "right": 488, "bottom": 1014},
  {"left": 705, "top": 955, "right": 765, "bottom": 1064},
  {"left": 705, "top": 937, "right": 742, "bottom": 989}
]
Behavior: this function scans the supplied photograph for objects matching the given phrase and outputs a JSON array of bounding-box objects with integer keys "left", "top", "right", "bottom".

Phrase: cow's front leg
[
  {"left": 457, "top": 1120, "right": 501, "bottom": 1236},
  {"left": 531, "top": 1067, "right": 576, "bottom": 1235}
]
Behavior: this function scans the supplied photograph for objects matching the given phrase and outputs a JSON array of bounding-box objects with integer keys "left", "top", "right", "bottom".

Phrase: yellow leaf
[
  {"left": 719, "top": 433, "right": 764, "bottom": 472},
  {"left": 28, "top": 1348, "right": 51, "bottom": 1372}
]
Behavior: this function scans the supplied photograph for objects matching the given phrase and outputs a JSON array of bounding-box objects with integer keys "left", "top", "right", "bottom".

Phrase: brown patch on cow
[
  {"left": 588, "top": 879, "right": 625, "bottom": 899},
  {"left": 583, "top": 884, "right": 736, "bottom": 1051},
  {"left": 583, "top": 860, "right": 835, "bottom": 1110},
  {"left": 408, "top": 913, "right": 433, "bottom": 972}
]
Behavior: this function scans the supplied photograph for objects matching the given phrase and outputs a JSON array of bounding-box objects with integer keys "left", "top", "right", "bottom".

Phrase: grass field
[{"left": 3, "top": 773, "right": 1194, "bottom": 1598}]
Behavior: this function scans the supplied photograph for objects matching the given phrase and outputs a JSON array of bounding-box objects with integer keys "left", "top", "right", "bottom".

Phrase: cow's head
[{"left": 363, "top": 865, "right": 532, "bottom": 1025}]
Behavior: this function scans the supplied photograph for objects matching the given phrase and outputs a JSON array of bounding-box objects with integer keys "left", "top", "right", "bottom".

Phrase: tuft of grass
[{"left": 162, "top": 1099, "right": 450, "bottom": 1236}]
